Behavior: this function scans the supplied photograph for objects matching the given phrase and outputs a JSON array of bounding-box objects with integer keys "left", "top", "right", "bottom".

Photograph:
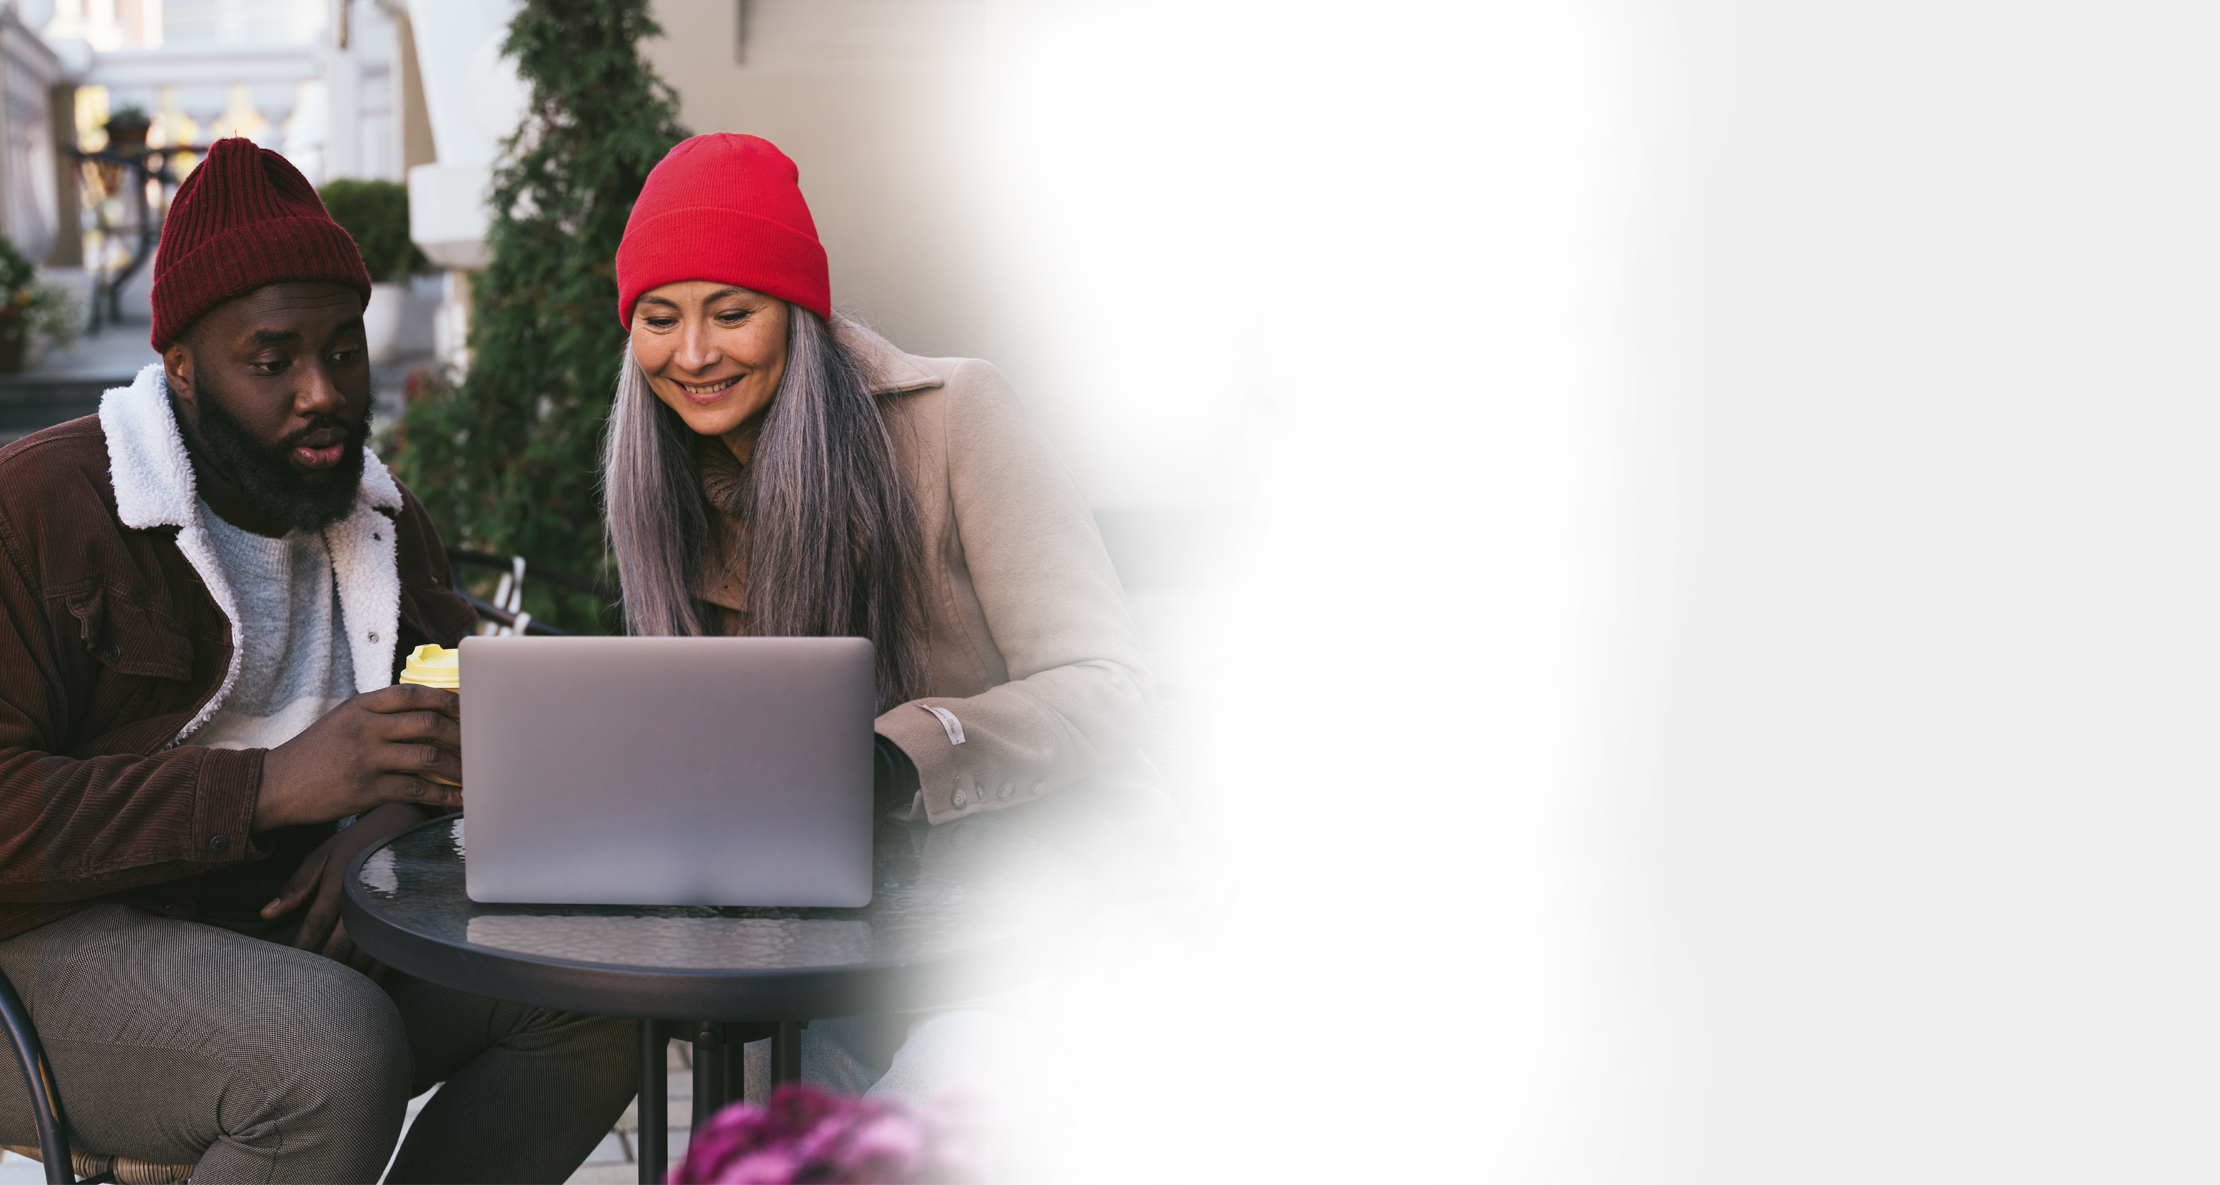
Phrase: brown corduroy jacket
[{"left": 0, "top": 367, "right": 475, "bottom": 940}]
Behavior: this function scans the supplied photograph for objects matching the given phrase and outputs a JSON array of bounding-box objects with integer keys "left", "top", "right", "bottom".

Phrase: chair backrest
[{"left": 445, "top": 548, "right": 578, "bottom": 636}]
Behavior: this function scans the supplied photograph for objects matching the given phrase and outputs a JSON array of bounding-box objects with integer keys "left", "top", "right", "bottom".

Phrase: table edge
[{"left": 338, "top": 816, "right": 1076, "bottom": 1021}]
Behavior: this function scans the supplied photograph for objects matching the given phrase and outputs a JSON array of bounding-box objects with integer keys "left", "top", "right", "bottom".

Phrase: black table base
[
  {"left": 341, "top": 814, "right": 1096, "bottom": 1185},
  {"left": 638, "top": 1018, "right": 803, "bottom": 1184}
]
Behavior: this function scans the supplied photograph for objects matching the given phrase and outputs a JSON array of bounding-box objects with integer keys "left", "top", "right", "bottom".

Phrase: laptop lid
[{"left": 458, "top": 635, "right": 876, "bottom": 907}]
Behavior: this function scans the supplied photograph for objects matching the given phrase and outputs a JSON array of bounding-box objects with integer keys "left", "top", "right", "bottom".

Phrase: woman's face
[{"left": 629, "top": 281, "right": 791, "bottom": 459}]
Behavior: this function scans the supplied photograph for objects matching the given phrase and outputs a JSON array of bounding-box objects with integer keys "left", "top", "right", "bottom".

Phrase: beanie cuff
[
  {"left": 615, "top": 206, "right": 832, "bottom": 327},
  {"left": 150, "top": 217, "right": 373, "bottom": 351}
]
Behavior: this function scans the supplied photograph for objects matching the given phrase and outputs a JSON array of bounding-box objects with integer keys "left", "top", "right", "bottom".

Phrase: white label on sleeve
[{"left": 918, "top": 703, "right": 967, "bottom": 745}]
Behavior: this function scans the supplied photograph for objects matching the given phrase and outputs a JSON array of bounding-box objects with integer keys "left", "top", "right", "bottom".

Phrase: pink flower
[
  {"left": 670, "top": 1083, "right": 984, "bottom": 1184},
  {"left": 717, "top": 1150, "right": 801, "bottom": 1184}
]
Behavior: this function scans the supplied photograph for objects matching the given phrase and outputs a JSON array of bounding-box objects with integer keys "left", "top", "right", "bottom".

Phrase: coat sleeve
[
  {"left": 873, "top": 360, "right": 1153, "bottom": 823},
  {"left": 0, "top": 494, "right": 267, "bottom": 904}
]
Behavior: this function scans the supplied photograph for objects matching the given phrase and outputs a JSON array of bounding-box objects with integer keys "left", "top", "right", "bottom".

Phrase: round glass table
[{"left": 341, "top": 812, "right": 1095, "bottom": 1183}]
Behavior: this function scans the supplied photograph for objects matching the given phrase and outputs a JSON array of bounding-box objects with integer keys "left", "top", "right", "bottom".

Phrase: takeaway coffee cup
[
  {"left": 399, "top": 643, "right": 459, "bottom": 694},
  {"left": 398, "top": 644, "right": 461, "bottom": 785}
]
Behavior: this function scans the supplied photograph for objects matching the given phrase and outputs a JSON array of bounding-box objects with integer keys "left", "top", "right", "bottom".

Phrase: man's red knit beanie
[
  {"left": 149, "top": 137, "right": 372, "bottom": 352},
  {"left": 615, "top": 133, "right": 831, "bottom": 327}
]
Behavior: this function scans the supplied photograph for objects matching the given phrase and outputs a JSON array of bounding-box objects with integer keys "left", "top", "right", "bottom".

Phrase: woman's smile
[{"left": 676, "top": 374, "right": 742, "bottom": 401}]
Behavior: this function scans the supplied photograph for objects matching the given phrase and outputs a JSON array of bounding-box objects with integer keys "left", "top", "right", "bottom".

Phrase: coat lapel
[
  {"left": 837, "top": 321, "right": 947, "bottom": 396},
  {"left": 98, "top": 363, "right": 406, "bottom": 743},
  {"left": 323, "top": 463, "right": 403, "bottom": 694}
]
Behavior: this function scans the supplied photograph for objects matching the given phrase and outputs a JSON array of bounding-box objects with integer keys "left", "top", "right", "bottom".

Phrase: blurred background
[{"left": 0, "top": 1, "right": 2210, "bottom": 1181}]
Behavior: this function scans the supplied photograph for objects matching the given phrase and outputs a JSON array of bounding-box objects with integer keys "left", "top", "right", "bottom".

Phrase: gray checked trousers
[{"left": 0, "top": 904, "right": 638, "bottom": 1183}]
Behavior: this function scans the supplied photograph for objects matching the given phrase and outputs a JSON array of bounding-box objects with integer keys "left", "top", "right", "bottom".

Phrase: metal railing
[{"left": 72, "top": 146, "right": 180, "bottom": 332}]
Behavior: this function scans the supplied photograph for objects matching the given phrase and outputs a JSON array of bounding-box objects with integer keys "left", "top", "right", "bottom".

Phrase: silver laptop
[{"left": 459, "top": 635, "right": 877, "bottom": 907}]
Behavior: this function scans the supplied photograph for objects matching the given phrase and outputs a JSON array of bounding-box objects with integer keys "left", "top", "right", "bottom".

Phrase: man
[{"left": 0, "top": 138, "right": 634, "bottom": 1182}]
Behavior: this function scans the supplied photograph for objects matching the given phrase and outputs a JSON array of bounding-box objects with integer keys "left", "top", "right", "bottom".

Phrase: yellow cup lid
[{"left": 400, "top": 644, "right": 459, "bottom": 687}]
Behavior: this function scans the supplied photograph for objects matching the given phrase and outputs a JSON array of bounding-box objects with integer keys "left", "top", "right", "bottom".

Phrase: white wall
[
  {"left": 0, "top": 11, "right": 62, "bottom": 261},
  {"left": 322, "top": 0, "right": 403, "bottom": 182},
  {"left": 400, "top": 0, "right": 524, "bottom": 171},
  {"left": 1633, "top": 2, "right": 2220, "bottom": 1179}
]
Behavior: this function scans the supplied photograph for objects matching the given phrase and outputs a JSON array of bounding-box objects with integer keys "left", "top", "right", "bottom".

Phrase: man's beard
[{"left": 185, "top": 379, "right": 373, "bottom": 533}]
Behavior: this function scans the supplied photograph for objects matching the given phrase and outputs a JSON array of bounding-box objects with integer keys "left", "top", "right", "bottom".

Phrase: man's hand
[
  {"left": 261, "top": 801, "right": 429, "bottom": 974},
  {"left": 256, "top": 684, "right": 463, "bottom": 831}
]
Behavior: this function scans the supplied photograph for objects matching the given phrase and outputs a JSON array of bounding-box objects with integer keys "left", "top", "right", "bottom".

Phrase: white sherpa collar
[{"left": 99, "top": 362, "right": 406, "bottom": 743}]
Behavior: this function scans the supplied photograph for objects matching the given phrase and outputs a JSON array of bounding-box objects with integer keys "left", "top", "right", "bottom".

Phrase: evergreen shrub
[
  {"left": 318, "top": 179, "right": 429, "bottom": 283},
  {"left": 393, "top": 0, "right": 686, "bottom": 633}
]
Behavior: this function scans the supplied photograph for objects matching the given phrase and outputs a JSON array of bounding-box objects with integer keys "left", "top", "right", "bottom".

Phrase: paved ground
[{"left": 0, "top": 321, "right": 155, "bottom": 445}]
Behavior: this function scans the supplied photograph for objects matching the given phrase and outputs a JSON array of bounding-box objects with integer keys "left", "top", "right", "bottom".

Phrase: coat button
[
  {"left": 998, "top": 783, "right": 1014, "bottom": 801},
  {"left": 208, "top": 835, "right": 229, "bottom": 854},
  {"left": 951, "top": 790, "right": 966, "bottom": 808},
  {"left": 101, "top": 641, "right": 120, "bottom": 663},
  {"left": 1029, "top": 782, "right": 1044, "bottom": 796}
]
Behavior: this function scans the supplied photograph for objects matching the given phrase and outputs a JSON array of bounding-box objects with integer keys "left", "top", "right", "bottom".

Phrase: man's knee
[
  {"left": 214, "top": 955, "right": 412, "bottom": 1142},
  {"left": 12, "top": 931, "right": 415, "bottom": 1174}
]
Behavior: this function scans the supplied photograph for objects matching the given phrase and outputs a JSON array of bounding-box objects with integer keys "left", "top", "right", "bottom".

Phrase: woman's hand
[{"left": 260, "top": 802, "right": 433, "bottom": 975}]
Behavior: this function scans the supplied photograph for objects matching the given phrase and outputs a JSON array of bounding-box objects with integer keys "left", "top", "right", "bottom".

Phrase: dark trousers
[{"left": 0, "top": 904, "right": 637, "bottom": 1183}]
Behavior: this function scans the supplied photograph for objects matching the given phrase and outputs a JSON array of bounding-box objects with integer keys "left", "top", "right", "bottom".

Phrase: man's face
[{"left": 163, "top": 282, "right": 374, "bottom": 533}]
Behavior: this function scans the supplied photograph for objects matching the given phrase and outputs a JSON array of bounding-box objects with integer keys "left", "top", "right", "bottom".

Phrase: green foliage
[
  {"left": 0, "top": 234, "right": 33, "bottom": 295},
  {"left": 23, "top": 281, "right": 85, "bottom": 345},
  {"left": 104, "top": 103, "right": 148, "bottom": 127},
  {"left": 0, "top": 233, "right": 80, "bottom": 347},
  {"left": 319, "top": 179, "right": 429, "bottom": 282},
  {"left": 392, "top": 0, "right": 686, "bottom": 633}
]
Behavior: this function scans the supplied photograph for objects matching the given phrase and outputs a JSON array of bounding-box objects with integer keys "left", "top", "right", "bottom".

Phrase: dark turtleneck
[{"left": 693, "top": 435, "right": 752, "bottom": 633}]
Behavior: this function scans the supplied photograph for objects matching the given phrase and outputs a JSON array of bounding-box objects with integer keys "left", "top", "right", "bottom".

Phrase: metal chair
[
  {"left": 1, "top": 1146, "right": 191, "bottom": 1185},
  {"left": 0, "top": 966, "right": 194, "bottom": 1185},
  {"left": 444, "top": 547, "right": 618, "bottom": 637}
]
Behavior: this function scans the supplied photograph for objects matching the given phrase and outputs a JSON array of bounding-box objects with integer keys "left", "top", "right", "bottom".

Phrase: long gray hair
[{"left": 603, "top": 307, "right": 926, "bottom": 708}]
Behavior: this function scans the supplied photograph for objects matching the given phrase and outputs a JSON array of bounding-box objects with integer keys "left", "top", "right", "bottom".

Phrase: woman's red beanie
[
  {"left": 615, "top": 133, "right": 831, "bottom": 327},
  {"left": 149, "top": 137, "right": 372, "bottom": 352}
]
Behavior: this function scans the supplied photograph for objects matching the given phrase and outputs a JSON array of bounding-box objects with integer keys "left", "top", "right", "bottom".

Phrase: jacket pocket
[{"left": 64, "top": 586, "right": 194, "bottom": 681}]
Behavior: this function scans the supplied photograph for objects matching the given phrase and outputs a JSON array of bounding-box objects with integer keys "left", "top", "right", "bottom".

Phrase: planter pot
[
  {"left": 0, "top": 318, "right": 27, "bottom": 375},
  {"left": 363, "top": 281, "right": 407, "bottom": 363},
  {"left": 103, "top": 121, "right": 150, "bottom": 153}
]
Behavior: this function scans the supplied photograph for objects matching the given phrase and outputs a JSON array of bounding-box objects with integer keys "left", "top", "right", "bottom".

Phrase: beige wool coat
[{"left": 692, "top": 324, "right": 1176, "bottom": 842}]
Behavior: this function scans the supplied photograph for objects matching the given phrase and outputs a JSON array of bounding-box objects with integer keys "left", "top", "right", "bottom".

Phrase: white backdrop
[
  {"left": 927, "top": 0, "right": 2219, "bottom": 1180},
  {"left": 647, "top": 0, "right": 2219, "bottom": 1178},
  {"left": 938, "top": 1, "right": 1673, "bottom": 1179}
]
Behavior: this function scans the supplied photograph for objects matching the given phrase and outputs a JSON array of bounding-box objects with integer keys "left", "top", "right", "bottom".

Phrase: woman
[{"left": 603, "top": 134, "right": 1177, "bottom": 1096}]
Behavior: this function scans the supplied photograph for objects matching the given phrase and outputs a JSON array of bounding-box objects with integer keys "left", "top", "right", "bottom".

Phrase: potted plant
[
  {"left": 0, "top": 234, "right": 84, "bottom": 375},
  {"left": 102, "top": 103, "right": 151, "bottom": 153},
  {"left": 319, "top": 178, "right": 432, "bottom": 363}
]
